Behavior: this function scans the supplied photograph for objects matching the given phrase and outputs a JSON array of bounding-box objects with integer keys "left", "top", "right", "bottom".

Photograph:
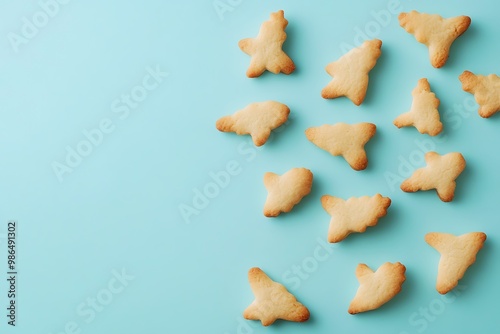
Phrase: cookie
[
  {"left": 305, "top": 123, "right": 376, "bottom": 171},
  {"left": 216, "top": 101, "right": 290, "bottom": 146},
  {"left": 394, "top": 78, "right": 443, "bottom": 136},
  {"left": 263, "top": 168, "right": 313, "bottom": 217},
  {"left": 399, "top": 11, "right": 471, "bottom": 68},
  {"left": 348, "top": 262, "right": 406, "bottom": 314},
  {"left": 400, "top": 152, "right": 466, "bottom": 202},
  {"left": 321, "top": 39, "right": 382, "bottom": 105},
  {"left": 459, "top": 70, "right": 500, "bottom": 118},
  {"left": 425, "top": 232, "right": 486, "bottom": 294},
  {"left": 239, "top": 10, "right": 295, "bottom": 78},
  {"left": 243, "top": 267, "right": 310, "bottom": 326},
  {"left": 321, "top": 194, "right": 391, "bottom": 243}
]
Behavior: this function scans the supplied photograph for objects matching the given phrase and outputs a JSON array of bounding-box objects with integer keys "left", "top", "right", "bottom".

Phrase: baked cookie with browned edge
[
  {"left": 239, "top": 10, "right": 295, "bottom": 78},
  {"left": 216, "top": 101, "right": 290, "bottom": 146},
  {"left": 349, "top": 262, "right": 406, "bottom": 314},
  {"left": 459, "top": 70, "right": 500, "bottom": 118},
  {"left": 321, "top": 194, "right": 391, "bottom": 243},
  {"left": 399, "top": 11, "right": 471, "bottom": 68},
  {"left": 401, "top": 152, "right": 466, "bottom": 202},
  {"left": 305, "top": 123, "right": 376, "bottom": 171},
  {"left": 394, "top": 78, "right": 442, "bottom": 136},
  {"left": 263, "top": 168, "right": 313, "bottom": 217},
  {"left": 321, "top": 39, "right": 382, "bottom": 105},
  {"left": 243, "top": 267, "right": 310, "bottom": 326},
  {"left": 425, "top": 232, "right": 486, "bottom": 294}
]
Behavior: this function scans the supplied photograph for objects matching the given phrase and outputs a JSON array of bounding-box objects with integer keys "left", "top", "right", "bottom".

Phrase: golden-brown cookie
[
  {"left": 394, "top": 78, "right": 443, "bottom": 136},
  {"left": 348, "top": 262, "right": 406, "bottom": 314},
  {"left": 425, "top": 232, "right": 486, "bottom": 294},
  {"left": 400, "top": 152, "right": 466, "bottom": 202},
  {"left": 321, "top": 39, "right": 382, "bottom": 105},
  {"left": 239, "top": 10, "right": 295, "bottom": 78},
  {"left": 305, "top": 123, "right": 376, "bottom": 171},
  {"left": 321, "top": 194, "right": 391, "bottom": 243},
  {"left": 216, "top": 101, "right": 290, "bottom": 146},
  {"left": 243, "top": 267, "right": 310, "bottom": 326},
  {"left": 263, "top": 168, "right": 313, "bottom": 217},
  {"left": 459, "top": 70, "right": 500, "bottom": 118},
  {"left": 399, "top": 11, "right": 471, "bottom": 68}
]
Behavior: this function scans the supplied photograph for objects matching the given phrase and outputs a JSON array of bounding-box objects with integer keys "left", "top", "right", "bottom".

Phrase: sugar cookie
[
  {"left": 401, "top": 152, "right": 466, "bottom": 202},
  {"left": 243, "top": 267, "right": 310, "bottom": 326},
  {"left": 459, "top": 70, "right": 500, "bottom": 118},
  {"left": 321, "top": 39, "right": 382, "bottom": 105},
  {"left": 348, "top": 262, "right": 406, "bottom": 314},
  {"left": 425, "top": 232, "right": 486, "bottom": 294},
  {"left": 239, "top": 10, "right": 295, "bottom": 78},
  {"left": 399, "top": 11, "right": 471, "bottom": 68},
  {"left": 394, "top": 78, "right": 442, "bottom": 136},
  {"left": 216, "top": 101, "right": 290, "bottom": 146},
  {"left": 263, "top": 168, "right": 313, "bottom": 217},
  {"left": 305, "top": 123, "right": 376, "bottom": 171},
  {"left": 321, "top": 194, "right": 391, "bottom": 243}
]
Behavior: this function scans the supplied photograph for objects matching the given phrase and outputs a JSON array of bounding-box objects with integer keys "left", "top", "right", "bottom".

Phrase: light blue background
[{"left": 0, "top": 0, "right": 498, "bottom": 333}]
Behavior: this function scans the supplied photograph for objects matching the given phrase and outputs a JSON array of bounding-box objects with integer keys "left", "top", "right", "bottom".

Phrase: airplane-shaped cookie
[
  {"left": 321, "top": 39, "right": 382, "bottom": 105},
  {"left": 243, "top": 267, "right": 310, "bottom": 326},
  {"left": 216, "top": 101, "right": 290, "bottom": 146},
  {"left": 401, "top": 152, "right": 466, "bottom": 202},
  {"left": 305, "top": 123, "right": 376, "bottom": 171},
  {"left": 239, "top": 10, "right": 295, "bottom": 78},
  {"left": 459, "top": 70, "right": 500, "bottom": 118},
  {"left": 399, "top": 11, "right": 471, "bottom": 68},
  {"left": 394, "top": 78, "right": 443, "bottom": 136},
  {"left": 349, "top": 262, "right": 406, "bottom": 314},
  {"left": 263, "top": 168, "right": 313, "bottom": 217},
  {"left": 321, "top": 194, "right": 391, "bottom": 242},
  {"left": 425, "top": 232, "right": 486, "bottom": 294}
]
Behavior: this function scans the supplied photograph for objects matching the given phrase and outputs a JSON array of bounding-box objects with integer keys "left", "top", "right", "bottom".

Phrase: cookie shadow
[
  {"left": 399, "top": 188, "right": 445, "bottom": 203},
  {"left": 449, "top": 159, "right": 473, "bottom": 204},
  {"left": 282, "top": 21, "right": 300, "bottom": 76},
  {"left": 363, "top": 126, "right": 383, "bottom": 172},
  {"left": 434, "top": 117, "right": 453, "bottom": 142},
  {"left": 483, "top": 111, "right": 500, "bottom": 121},
  {"left": 443, "top": 23, "right": 478, "bottom": 69},
  {"left": 378, "top": 265, "right": 415, "bottom": 313},
  {"left": 430, "top": 86, "right": 460, "bottom": 142},
  {"left": 458, "top": 236, "right": 492, "bottom": 293},
  {"left": 362, "top": 42, "right": 390, "bottom": 106},
  {"left": 265, "top": 115, "right": 295, "bottom": 147},
  {"left": 267, "top": 314, "right": 316, "bottom": 329}
]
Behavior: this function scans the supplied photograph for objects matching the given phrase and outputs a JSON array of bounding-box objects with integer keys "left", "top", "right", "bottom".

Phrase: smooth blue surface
[{"left": 0, "top": 0, "right": 499, "bottom": 333}]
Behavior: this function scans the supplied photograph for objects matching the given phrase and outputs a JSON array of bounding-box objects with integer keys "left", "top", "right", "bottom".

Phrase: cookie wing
[
  {"left": 425, "top": 232, "right": 486, "bottom": 294},
  {"left": 348, "top": 262, "right": 406, "bottom": 314},
  {"left": 243, "top": 267, "right": 310, "bottom": 326},
  {"left": 238, "top": 38, "right": 256, "bottom": 55},
  {"left": 355, "top": 263, "right": 374, "bottom": 283}
]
